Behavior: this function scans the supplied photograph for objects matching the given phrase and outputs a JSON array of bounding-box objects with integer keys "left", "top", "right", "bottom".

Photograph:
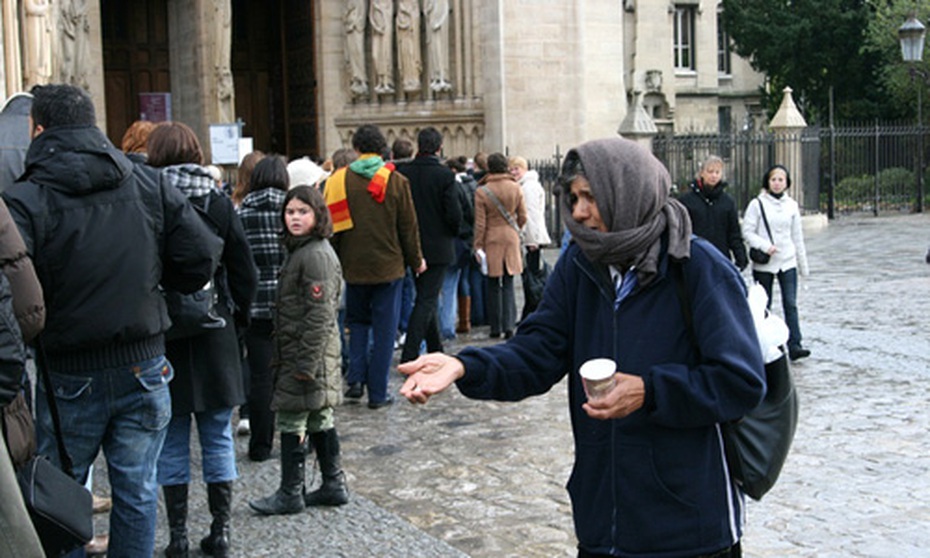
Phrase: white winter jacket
[
  {"left": 742, "top": 190, "right": 809, "bottom": 276},
  {"left": 518, "top": 170, "right": 552, "bottom": 247}
]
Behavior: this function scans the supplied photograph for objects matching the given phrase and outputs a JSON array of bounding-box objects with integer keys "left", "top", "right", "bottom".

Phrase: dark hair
[
  {"left": 233, "top": 150, "right": 265, "bottom": 205},
  {"left": 762, "top": 164, "right": 792, "bottom": 190},
  {"left": 146, "top": 122, "right": 204, "bottom": 167},
  {"left": 391, "top": 138, "right": 414, "bottom": 160},
  {"left": 473, "top": 152, "right": 489, "bottom": 171},
  {"left": 487, "top": 152, "right": 509, "bottom": 174},
  {"left": 416, "top": 127, "right": 443, "bottom": 155},
  {"left": 446, "top": 155, "right": 467, "bottom": 173},
  {"left": 281, "top": 185, "right": 332, "bottom": 239},
  {"left": 332, "top": 147, "right": 357, "bottom": 169},
  {"left": 120, "top": 120, "right": 155, "bottom": 154},
  {"left": 352, "top": 124, "right": 387, "bottom": 155},
  {"left": 557, "top": 152, "right": 587, "bottom": 196},
  {"left": 250, "top": 155, "right": 288, "bottom": 192},
  {"left": 30, "top": 84, "right": 96, "bottom": 129}
]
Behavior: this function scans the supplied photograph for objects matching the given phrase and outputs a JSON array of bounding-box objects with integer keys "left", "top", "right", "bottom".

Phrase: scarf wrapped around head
[{"left": 560, "top": 137, "right": 691, "bottom": 286}]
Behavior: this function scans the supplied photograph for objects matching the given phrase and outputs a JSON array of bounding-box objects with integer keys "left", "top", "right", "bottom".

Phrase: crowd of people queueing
[{"left": 0, "top": 83, "right": 813, "bottom": 558}]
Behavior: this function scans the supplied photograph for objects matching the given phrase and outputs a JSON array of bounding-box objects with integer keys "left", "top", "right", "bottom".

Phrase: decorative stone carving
[
  {"left": 345, "top": 0, "right": 368, "bottom": 96},
  {"left": 214, "top": 0, "right": 234, "bottom": 123},
  {"left": 23, "top": 0, "right": 52, "bottom": 87},
  {"left": 396, "top": 0, "right": 421, "bottom": 94},
  {"left": 58, "top": 0, "right": 90, "bottom": 89},
  {"left": 369, "top": 0, "right": 394, "bottom": 95},
  {"left": 424, "top": 0, "right": 451, "bottom": 93},
  {"left": 645, "top": 69, "right": 662, "bottom": 92}
]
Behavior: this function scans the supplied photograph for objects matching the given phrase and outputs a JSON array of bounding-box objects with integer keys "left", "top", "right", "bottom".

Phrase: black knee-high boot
[
  {"left": 249, "top": 432, "right": 306, "bottom": 515},
  {"left": 163, "top": 484, "right": 189, "bottom": 558},
  {"left": 200, "top": 481, "right": 232, "bottom": 557},
  {"left": 304, "top": 428, "right": 349, "bottom": 506}
]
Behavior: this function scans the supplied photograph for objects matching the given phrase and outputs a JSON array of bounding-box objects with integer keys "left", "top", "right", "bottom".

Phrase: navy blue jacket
[{"left": 456, "top": 237, "right": 765, "bottom": 556}]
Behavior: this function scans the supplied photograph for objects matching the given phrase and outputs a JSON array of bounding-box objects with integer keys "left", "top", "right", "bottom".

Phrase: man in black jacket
[
  {"left": 2, "top": 84, "right": 217, "bottom": 558},
  {"left": 395, "top": 127, "right": 462, "bottom": 365}
]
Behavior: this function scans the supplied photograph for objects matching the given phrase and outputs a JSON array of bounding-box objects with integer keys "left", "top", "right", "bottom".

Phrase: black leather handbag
[
  {"left": 720, "top": 351, "right": 798, "bottom": 499},
  {"left": 671, "top": 261, "right": 798, "bottom": 500},
  {"left": 16, "top": 343, "right": 93, "bottom": 557}
]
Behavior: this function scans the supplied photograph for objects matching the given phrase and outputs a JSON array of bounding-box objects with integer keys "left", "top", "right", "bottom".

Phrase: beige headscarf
[{"left": 561, "top": 137, "right": 691, "bottom": 287}]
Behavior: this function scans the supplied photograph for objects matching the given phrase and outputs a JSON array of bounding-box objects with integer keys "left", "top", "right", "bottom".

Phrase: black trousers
[
  {"left": 245, "top": 318, "right": 275, "bottom": 460},
  {"left": 400, "top": 264, "right": 446, "bottom": 363}
]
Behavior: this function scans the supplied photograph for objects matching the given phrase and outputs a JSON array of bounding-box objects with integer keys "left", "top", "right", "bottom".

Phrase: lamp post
[{"left": 899, "top": 12, "right": 927, "bottom": 212}]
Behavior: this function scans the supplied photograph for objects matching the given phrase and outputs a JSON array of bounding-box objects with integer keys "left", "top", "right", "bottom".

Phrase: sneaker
[
  {"left": 236, "top": 418, "right": 251, "bottom": 436},
  {"left": 789, "top": 348, "right": 811, "bottom": 361},
  {"left": 394, "top": 332, "right": 407, "bottom": 350}
]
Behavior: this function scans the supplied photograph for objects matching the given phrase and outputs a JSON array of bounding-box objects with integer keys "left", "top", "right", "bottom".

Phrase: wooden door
[
  {"left": 232, "top": 0, "right": 317, "bottom": 159},
  {"left": 101, "top": 0, "right": 170, "bottom": 147}
]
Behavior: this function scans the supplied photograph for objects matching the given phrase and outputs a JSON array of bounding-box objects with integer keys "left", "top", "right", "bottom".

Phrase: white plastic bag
[{"left": 747, "top": 283, "right": 789, "bottom": 364}]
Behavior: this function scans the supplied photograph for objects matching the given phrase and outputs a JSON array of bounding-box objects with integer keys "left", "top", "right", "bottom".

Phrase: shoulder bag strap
[
  {"left": 756, "top": 198, "right": 774, "bottom": 244},
  {"left": 480, "top": 185, "right": 521, "bottom": 235},
  {"left": 35, "top": 338, "right": 75, "bottom": 477}
]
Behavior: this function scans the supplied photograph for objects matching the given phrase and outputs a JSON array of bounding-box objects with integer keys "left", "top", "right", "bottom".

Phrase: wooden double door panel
[{"left": 102, "top": 0, "right": 317, "bottom": 159}]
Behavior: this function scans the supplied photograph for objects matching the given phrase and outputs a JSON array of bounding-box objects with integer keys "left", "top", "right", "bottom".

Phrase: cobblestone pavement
[{"left": 91, "top": 213, "right": 930, "bottom": 557}]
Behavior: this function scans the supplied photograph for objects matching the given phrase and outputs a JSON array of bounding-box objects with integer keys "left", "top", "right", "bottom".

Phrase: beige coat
[{"left": 473, "top": 173, "right": 526, "bottom": 277}]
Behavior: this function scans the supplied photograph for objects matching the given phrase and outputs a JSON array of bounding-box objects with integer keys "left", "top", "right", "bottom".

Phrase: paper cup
[{"left": 579, "top": 358, "right": 616, "bottom": 401}]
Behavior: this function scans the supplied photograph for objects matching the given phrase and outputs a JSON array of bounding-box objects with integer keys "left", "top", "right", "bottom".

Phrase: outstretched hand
[{"left": 397, "top": 353, "right": 465, "bottom": 404}]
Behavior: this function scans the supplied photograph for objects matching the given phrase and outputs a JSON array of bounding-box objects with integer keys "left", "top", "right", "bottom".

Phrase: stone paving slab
[{"left": 88, "top": 213, "right": 930, "bottom": 557}]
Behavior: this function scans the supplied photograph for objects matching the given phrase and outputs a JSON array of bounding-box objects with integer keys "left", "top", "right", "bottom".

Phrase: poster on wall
[
  {"left": 210, "top": 123, "right": 240, "bottom": 165},
  {"left": 139, "top": 93, "right": 171, "bottom": 122}
]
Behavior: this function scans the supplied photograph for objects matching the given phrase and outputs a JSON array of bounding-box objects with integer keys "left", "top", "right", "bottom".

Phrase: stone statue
[
  {"left": 424, "top": 0, "right": 451, "bottom": 93},
  {"left": 216, "top": 68, "right": 234, "bottom": 124},
  {"left": 58, "top": 0, "right": 90, "bottom": 89},
  {"left": 214, "top": 0, "right": 234, "bottom": 122},
  {"left": 345, "top": 0, "right": 368, "bottom": 96},
  {"left": 369, "top": 0, "right": 394, "bottom": 95},
  {"left": 23, "top": 0, "right": 52, "bottom": 87},
  {"left": 396, "top": 0, "right": 421, "bottom": 94}
]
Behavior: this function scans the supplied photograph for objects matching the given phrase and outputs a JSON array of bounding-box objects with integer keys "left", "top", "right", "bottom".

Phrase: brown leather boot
[{"left": 456, "top": 296, "right": 471, "bottom": 333}]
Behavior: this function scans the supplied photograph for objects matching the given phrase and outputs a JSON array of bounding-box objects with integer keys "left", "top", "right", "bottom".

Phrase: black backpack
[{"left": 163, "top": 192, "right": 226, "bottom": 341}]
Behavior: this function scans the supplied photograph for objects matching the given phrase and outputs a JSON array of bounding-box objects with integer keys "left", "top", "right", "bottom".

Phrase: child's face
[
  {"left": 700, "top": 164, "right": 723, "bottom": 188},
  {"left": 285, "top": 198, "right": 316, "bottom": 237},
  {"left": 767, "top": 169, "right": 788, "bottom": 194}
]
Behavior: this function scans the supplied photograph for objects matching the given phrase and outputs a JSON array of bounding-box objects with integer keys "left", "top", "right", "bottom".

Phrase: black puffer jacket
[
  {"left": 2, "top": 125, "right": 217, "bottom": 372},
  {"left": 678, "top": 180, "right": 748, "bottom": 270}
]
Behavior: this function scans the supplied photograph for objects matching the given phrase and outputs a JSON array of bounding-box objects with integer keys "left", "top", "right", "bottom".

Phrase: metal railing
[{"left": 524, "top": 122, "right": 928, "bottom": 236}]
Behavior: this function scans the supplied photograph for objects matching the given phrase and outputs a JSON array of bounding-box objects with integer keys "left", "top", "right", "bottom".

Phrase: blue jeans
[
  {"left": 753, "top": 267, "right": 803, "bottom": 350},
  {"left": 466, "top": 263, "right": 487, "bottom": 325},
  {"left": 439, "top": 265, "right": 462, "bottom": 340},
  {"left": 36, "top": 356, "right": 172, "bottom": 558},
  {"left": 157, "top": 407, "right": 237, "bottom": 485},
  {"left": 345, "top": 279, "right": 403, "bottom": 403}
]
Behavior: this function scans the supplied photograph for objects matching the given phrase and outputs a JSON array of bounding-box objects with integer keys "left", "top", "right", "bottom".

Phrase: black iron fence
[{"left": 525, "top": 123, "right": 928, "bottom": 236}]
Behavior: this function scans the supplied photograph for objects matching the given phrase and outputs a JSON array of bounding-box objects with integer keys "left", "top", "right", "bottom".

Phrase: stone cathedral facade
[{"left": 0, "top": 0, "right": 764, "bottom": 162}]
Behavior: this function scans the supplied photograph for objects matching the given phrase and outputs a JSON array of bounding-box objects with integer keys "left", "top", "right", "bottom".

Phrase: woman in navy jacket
[{"left": 399, "top": 137, "right": 765, "bottom": 558}]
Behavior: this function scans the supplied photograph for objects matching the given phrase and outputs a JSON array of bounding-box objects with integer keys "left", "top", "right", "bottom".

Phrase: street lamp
[{"left": 899, "top": 13, "right": 927, "bottom": 212}]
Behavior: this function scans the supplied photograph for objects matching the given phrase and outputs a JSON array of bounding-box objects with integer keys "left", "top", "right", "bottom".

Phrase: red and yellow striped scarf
[{"left": 324, "top": 158, "right": 395, "bottom": 233}]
